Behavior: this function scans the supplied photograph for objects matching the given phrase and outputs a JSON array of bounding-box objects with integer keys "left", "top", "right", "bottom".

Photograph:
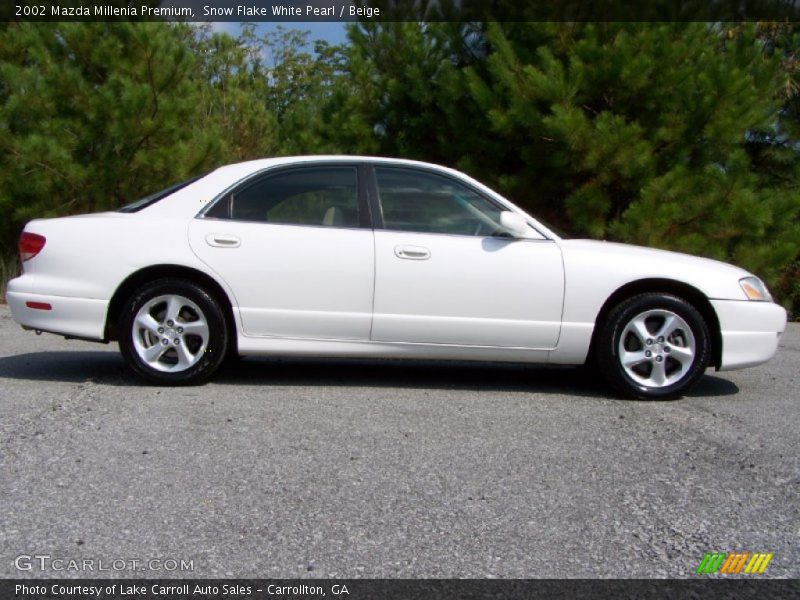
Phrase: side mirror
[{"left": 500, "top": 211, "right": 529, "bottom": 238}]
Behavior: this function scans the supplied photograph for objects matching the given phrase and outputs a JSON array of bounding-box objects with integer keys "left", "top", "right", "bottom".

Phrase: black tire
[
  {"left": 119, "top": 278, "right": 228, "bottom": 385},
  {"left": 595, "top": 293, "right": 711, "bottom": 400}
]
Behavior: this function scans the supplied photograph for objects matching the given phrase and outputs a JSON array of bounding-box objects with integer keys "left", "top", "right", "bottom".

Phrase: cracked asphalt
[{"left": 0, "top": 305, "right": 797, "bottom": 578}]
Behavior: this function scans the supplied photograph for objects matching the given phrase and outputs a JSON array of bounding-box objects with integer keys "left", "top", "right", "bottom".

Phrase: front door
[{"left": 370, "top": 166, "right": 564, "bottom": 348}]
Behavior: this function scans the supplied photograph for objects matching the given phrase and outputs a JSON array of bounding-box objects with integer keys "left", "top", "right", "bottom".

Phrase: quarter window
[
  {"left": 375, "top": 168, "right": 505, "bottom": 236},
  {"left": 207, "top": 167, "right": 360, "bottom": 228}
]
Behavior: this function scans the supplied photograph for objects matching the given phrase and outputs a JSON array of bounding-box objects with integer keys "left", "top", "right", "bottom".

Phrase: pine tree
[
  {"left": 341, "top": 21, "right": 799, "bottom": 313},
  {"left": 0, "top": 22, "right": 225, "bottom": 252},
  {"left": 190, "top": 22, "right": 277, "bottom": 161}
]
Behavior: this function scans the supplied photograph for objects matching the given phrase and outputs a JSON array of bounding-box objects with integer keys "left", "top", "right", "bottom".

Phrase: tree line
[{"left": 0, "top": 21, "right": 798, "bottom": 314}]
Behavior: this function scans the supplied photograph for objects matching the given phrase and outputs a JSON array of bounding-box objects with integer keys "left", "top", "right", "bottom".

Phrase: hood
[{"left": 558, "top": 239, "right": 754, "bottom": 301}]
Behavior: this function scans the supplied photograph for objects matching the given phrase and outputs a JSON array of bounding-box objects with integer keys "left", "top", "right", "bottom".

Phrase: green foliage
[
  {"left": 0, "top": 22, "right": 225, "bottom": 253},
  {"left": 344, "top": 21, "right": 800, "bottom": 315},
  {"left": 189, "top": 23, "right": 276, "bottom": 160},
  {"left": 0, "top": 21, "right": 798, "bottom": 315}
]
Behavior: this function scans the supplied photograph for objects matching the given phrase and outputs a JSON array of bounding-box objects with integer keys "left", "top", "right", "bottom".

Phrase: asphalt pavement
[{"left": 0, "top": 305, "right": 797, "bottom": 578}]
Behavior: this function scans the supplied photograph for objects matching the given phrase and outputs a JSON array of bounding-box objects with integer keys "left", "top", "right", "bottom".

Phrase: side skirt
[{"left": 237, "top": 335, "right": 551, "bottom": 364}]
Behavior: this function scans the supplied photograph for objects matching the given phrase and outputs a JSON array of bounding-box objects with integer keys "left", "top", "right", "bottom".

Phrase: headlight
[{"left": 739, "top": 276, "right": 772, "bottom": 302}]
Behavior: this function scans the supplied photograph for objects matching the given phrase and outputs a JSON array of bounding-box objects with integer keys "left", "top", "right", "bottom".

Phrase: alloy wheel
[
  {"left": 617, "top": 309, "right": 696, "bottom": 388},
  {"left": 131, "top": 294, "right": 210, "bottom": 372}
]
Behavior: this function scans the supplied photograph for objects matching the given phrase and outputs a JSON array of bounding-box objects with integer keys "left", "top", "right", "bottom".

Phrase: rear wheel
[
  {"left": 596, "top": 293, "right": 711, "bottom": 400},
  {"left": 119, "top": 279, "right": 228, "bottom": 385}
]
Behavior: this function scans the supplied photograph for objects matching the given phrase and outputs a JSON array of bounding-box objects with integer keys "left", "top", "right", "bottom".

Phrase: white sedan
[{"left": 7, "top": 156, "right": 787, "bottom": 398}]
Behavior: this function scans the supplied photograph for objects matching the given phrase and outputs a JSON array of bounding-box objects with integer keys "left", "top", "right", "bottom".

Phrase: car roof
[
  {"left": 140, "top": 156, "right": 469, "bottom": 219},
  {"left": 211, "top": 155, "right": 451, "bottom": 177}
]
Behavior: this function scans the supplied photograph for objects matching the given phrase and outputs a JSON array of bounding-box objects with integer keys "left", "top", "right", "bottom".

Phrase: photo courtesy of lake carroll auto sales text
[
  {"left": 14, "top": 583, "right": 351, "bottom": 597},
  {"left": 1, "top": 1, "right": 799, "bottom": 599}
]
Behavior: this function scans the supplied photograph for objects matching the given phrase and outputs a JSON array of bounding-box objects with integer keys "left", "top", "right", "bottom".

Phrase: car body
[{"left": 7, "top": 156, "right": 788, "bottom": 398}]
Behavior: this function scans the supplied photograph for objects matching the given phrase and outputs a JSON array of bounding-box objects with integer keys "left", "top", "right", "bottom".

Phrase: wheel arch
[
  {"left": 105, "top": 265, "right": 238, "bottom": 354},
  {"left": 588, "top": 278, "right": 722, "bottom": 369}
]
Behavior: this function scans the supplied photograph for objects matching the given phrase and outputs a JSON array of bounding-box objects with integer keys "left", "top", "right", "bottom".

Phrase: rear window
[{"left": 118, "top": 173, "right": 206, "bottom": 213}]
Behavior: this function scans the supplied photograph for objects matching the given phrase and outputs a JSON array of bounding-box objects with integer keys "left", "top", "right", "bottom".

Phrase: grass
[{"left": 0, "top": 252, "right": 19, "bottom": 303}]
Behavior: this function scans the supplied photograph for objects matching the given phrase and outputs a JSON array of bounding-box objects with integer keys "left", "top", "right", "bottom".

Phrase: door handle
[
  {"left": 394, "top": 245, "right": 430, "bottom": 260},
  {"left": 206, "top": 233, "right": 241, "bottom": 248}
]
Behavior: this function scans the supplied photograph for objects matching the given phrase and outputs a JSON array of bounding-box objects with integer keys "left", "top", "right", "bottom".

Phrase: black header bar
[{"left": 5, "top": 0, "right": 800, "bottom": 23}]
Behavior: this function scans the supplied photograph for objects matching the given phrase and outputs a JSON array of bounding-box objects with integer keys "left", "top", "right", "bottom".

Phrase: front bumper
[
  {"left": 711, "top": 299, "right": 787, "bottom": 371},
  {"left": 7, "top": 277, "right": 108, "bottom": 340}
]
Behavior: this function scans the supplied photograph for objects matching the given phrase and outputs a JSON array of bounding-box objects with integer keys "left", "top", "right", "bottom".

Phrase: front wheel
[
  {"left": 595, "top": 293, "right": 711, "bottom": 400},
  {"left": 119, "top": 279, "right": 228, "bottom": 385}
]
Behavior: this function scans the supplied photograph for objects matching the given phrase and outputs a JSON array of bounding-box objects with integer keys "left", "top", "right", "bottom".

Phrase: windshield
[{"left": 118, "top": 173, "right": 206, "bottom": 213}]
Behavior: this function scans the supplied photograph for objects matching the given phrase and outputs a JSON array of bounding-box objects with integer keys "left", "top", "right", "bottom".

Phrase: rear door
[{"left": 189, "top": 164, "right": 375, "bottom": 340}]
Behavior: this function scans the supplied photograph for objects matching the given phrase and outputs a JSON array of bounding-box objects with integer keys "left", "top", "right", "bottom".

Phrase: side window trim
[
  {"left": 356, "top": 163, "right": 374, "bottom": 229},
  {"left": 198, "top": 168, "right": 266, "bottom": 219},
  {"left": 198, "top": 163, "right": 370, "bottom": 230},
  {"left": 369, "top": 165, "right": 510, "bottom": 237},
  {"left": 364, "top": 164, "right": 384, "bottom": 229}
]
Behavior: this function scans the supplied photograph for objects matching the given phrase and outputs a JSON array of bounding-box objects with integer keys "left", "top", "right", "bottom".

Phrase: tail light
[{"left": 19, "top": 232, "right": 46, "bottom": 262}]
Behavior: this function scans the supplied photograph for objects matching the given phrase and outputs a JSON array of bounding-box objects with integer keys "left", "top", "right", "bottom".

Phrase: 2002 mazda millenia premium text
[{"left": 7, "top": 156, "right": 788, "bottom": 399}]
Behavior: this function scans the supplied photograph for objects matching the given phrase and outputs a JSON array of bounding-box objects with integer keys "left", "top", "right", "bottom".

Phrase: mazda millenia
[{"left": 7, "top": 156, "right": 787, "bottom": 398}]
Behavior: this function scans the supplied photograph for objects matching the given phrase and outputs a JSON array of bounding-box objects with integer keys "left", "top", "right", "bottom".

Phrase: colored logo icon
[{"left": 696, "top": 552, "right": 773, "bottom": 574}]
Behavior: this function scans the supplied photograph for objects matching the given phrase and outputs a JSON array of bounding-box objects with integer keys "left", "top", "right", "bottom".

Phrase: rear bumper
[
  {"left": 711, "top": 299, "right": 787, "bottom": 371},
  {"left": 7, "top": 278, "right": 108, "bottom": 340}
]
